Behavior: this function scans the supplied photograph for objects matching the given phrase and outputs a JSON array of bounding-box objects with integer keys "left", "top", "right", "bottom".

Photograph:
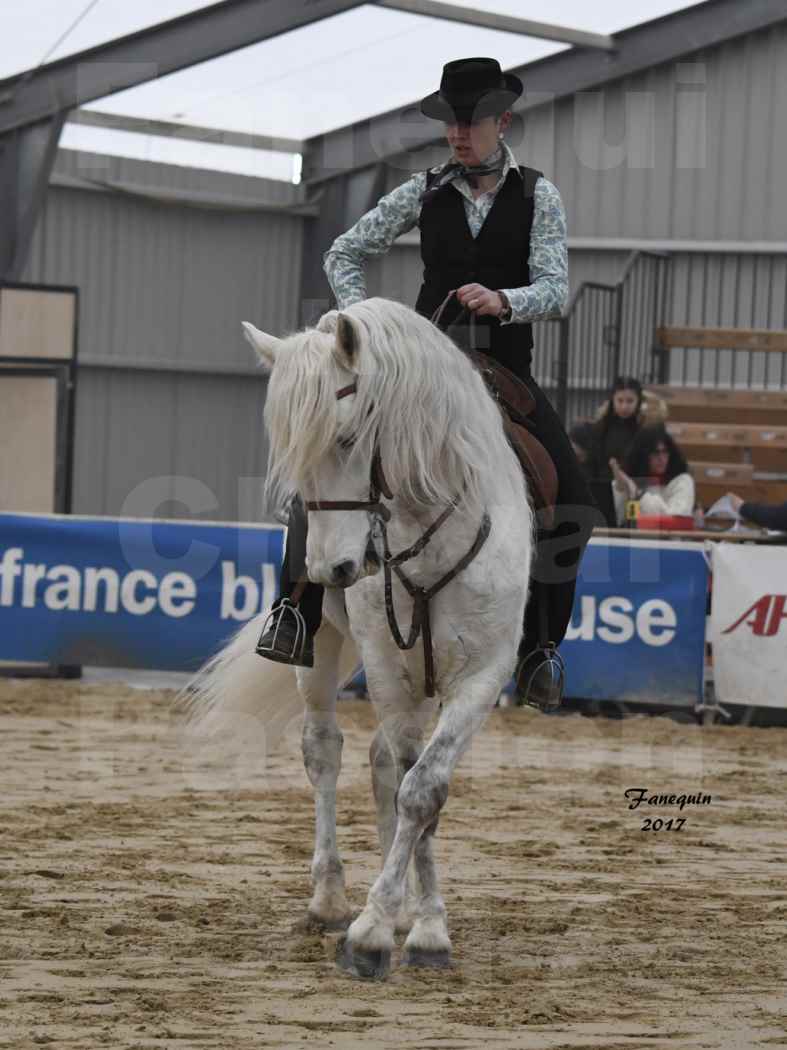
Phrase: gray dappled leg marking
[
  {"left": 298, "top": 621, "right": 352, "bottom": 931},
  {"left": 340, "top": 671, "right": 506, "bottom": 979},
  {"left": 402, "top": 821, "right": 452, "bottom": 967},
  {"left": 369, "top": 721, "right": 424, "bottom": 935}
]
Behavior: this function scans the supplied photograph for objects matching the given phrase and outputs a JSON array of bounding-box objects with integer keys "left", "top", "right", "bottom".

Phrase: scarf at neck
[{"left": 420, "top": 145, "right": 505, "bottom": 205}]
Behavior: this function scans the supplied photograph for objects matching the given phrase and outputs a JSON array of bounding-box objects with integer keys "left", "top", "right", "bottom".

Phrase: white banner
[{"left": 711, "top": 543, "right": 787, "bottom": 708}]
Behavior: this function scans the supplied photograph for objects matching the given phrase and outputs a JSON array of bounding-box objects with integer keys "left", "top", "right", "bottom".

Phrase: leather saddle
[
  {"left": 430, "top": 294, "right": 558, "bottom": 527},
  {"left": 467, "top": 349, "right": 558, "bottom": 529}
]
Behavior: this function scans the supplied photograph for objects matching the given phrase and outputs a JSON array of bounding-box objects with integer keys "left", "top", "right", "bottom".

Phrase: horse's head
[{"left": 243, "top": 313, "right": 383, "bottom": 589}]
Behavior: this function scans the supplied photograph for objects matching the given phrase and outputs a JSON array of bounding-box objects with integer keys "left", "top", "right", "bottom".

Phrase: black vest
[{"left": 414, "top": 165, "right": 542, "bottom": 379}]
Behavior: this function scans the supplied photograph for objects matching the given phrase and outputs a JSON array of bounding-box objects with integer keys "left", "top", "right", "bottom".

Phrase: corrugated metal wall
[
  {"left": 16, "top": 18, "right": 787, "bottom": 517},
  {"left": 540, "top": 21, "right": 787, "bottom": 242},
  {"left": 21, "top": 151, "right": 305, "bottom": 520}
]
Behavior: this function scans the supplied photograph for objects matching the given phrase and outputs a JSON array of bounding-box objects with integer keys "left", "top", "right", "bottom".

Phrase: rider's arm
[
  {"left": 323, "top": 173, "right": 427, "bottom": 308},
  {"left": 498, "top": 176, "right": 568, "bottom": 325}
]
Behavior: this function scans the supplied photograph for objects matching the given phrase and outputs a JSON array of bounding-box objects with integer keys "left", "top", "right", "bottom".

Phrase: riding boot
[
  {"left": 510, "top": 372, "right": 599, "bottom": 711},
  {"left": 256, "top": 496, "right": 324, "bottom": 667},
  {"left": 514, "top": 578, "right": 565, "bottom": 711}
]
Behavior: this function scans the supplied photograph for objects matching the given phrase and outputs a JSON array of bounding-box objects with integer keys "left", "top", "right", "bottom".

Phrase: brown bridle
[{"left": 304, "top": 375, "right": 490, "bottom": 698}]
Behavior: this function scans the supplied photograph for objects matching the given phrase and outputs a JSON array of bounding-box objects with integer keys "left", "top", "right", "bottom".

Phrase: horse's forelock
[{"left": 263, "top": 328, "right": 373, "bottom": 505}]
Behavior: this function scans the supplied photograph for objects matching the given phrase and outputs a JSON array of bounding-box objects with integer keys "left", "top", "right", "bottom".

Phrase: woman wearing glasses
[{"left": 610, "top": 424, "right": 695, "bottom": 526}]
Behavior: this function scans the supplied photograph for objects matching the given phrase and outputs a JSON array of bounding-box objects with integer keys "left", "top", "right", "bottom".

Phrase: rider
[{"left": 257, "top": 57, "right": 598, "bottom": 709}]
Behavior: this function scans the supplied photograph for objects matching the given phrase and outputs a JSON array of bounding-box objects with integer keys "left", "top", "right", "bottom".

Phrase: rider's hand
[{"left": 456, "top": 283, "right": 506, "bottom": 318}]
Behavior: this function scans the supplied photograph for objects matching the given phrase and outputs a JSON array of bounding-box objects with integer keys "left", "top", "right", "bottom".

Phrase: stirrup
[
  {"left": 255, "top": 599, "right": 310, "bottom": 665},
  {"left": 515, "top": 644, "right": 565, "bottom": 712}
]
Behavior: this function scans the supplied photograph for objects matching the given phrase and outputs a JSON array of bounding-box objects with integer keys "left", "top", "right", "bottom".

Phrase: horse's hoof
[
  {"left": 335, "top": 936, "right": 391, "bottom": 980},
  {"left": 303, "top": 910, "right": 351, "bottom": 933},
  {"left": 401, "top": 947, "right": 454, "bottom": 969}
]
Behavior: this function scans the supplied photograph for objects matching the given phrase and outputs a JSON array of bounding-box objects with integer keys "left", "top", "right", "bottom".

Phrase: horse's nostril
[{"left": 331, "top": 560, "right": 356, "bottom": 585}]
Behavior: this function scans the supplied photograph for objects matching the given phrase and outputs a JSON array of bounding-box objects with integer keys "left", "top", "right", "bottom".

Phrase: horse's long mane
[{"left": 263, "top": 297, "right": 526, "bottom": 519}]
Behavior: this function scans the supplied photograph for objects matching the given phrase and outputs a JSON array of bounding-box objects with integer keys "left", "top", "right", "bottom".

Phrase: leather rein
[{"left": 304, "top": 349, "right": 490, "bottom": 698}]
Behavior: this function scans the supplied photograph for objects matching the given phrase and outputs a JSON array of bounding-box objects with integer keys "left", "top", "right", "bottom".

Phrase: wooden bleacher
[
  {"left": 666, "top": 422, "right": 787, "bottom": 471},
  {"left": 648, "top": 385, "right": 787, "bottom": 426},
  {"left": 649, "top": 326, "right": 787, "bottom": 509}
]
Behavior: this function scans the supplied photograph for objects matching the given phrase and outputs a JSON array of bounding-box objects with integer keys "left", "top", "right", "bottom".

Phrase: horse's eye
[{"left": 337, "top": 436, "right": 355, "bottom": 452}]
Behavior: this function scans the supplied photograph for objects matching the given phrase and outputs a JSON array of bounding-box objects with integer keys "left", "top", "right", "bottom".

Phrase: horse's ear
[
  {"left": 316, "top": 309, "right": 339, "bottom": 334},
  {"left": 242, "top": 322, "right": 280, "bottom": 371},
  {"left": 334, "top": 313, "right": 359, "bottom": 371}
]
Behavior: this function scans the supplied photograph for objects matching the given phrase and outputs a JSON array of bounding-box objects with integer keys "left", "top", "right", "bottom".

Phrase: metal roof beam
[
  {"left": 0, "top": 0, "right": 366, "bottom": 136},
  {"left": 67, "top": 109, "right": 303, "bottom": 155},
  {"left": 375, "top": 0, "right": 616, "bottom": 51},
  {"left": 0, "top": 115, "right": 67, "bottom": 279},
  {"left": 303, "top": 0, "right": 787, "bottom": 183}
]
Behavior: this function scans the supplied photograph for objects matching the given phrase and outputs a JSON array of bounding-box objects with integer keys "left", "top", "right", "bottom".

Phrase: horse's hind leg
[{"left": 297, "top": 617, "right": 352, "bottom": 931}]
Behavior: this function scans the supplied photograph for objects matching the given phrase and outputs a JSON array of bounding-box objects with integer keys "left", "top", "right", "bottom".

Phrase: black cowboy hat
[{"left": 420, "top": 57, "right": 523, "bottom": 123}]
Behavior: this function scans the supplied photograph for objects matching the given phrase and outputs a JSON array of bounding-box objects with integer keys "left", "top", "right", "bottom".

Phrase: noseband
[{"left": 304, "top": 375, "right": 490, "bottom": 698}]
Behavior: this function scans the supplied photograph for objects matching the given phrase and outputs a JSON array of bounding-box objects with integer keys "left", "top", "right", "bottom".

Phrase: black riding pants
[
  {"left": 517, "top": 373, "right": 601, "bottom": 656},
  {"left": 273, "top": 373, "right": 601, "bottom": 654}
]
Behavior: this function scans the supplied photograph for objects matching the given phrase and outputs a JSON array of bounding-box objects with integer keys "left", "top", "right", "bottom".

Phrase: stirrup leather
[
  {"left": 256, "top": 599, "right": 309, "bottom": 662},
  {"left": 518, "top": 644, "right": 565, "bottom": 712}
]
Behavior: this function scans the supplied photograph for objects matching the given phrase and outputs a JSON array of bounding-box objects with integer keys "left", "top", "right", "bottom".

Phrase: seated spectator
[
  {"left": 610, "top": 423, "right": 695, "bottom": 525},
  {"left": 584, "top": 378, "right": 667, "bottom": 525},
  {"left": 726, "top": 493, "right": 787, "bottom": 532}
]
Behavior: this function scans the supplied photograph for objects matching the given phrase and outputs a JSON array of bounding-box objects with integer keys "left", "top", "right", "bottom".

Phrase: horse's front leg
[
  {"left": 402, "top": 818, "right": 451, "bottom": 967},
  {"left": 297, "top": 617, "right": 352, "bottom": 931},
  {"left": 368, "top": 691, "right": 437, "bottom": 935},
  {"left": 338, "top": 666, "right": 508, "bottom": 978}
]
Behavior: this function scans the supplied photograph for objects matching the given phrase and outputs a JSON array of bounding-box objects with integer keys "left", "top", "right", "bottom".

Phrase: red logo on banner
[{"left": 722, "top": 595, "right": 787, "bottom": 637}]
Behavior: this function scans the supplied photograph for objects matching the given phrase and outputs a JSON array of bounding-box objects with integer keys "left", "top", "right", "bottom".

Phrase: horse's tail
[{"left": 179, "top": 610, "right": 360, "bottom": 757}]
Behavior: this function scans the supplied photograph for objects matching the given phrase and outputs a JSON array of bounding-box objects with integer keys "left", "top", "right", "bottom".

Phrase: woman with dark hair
[
  {"left": 585, "top": 377, "right": 665, "bottom": 525},
  {"left": 588, "top": 377, "right": 643, "bottom": 474},
  {"left": 610, "top": 423, "right": 695, "bottom": 525}
]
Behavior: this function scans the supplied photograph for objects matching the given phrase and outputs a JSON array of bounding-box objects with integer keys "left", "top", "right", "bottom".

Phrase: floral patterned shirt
[{"left": 323, "top": 142, "right": 568, "bottom": 325}]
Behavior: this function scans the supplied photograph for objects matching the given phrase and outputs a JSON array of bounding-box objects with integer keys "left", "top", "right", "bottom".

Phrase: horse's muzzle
[{"left": 329, "top": 560, "right": 359, "bottom": 587}]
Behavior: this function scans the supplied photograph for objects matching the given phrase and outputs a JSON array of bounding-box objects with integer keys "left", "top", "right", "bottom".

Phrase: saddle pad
[
  {"left": 467, "top": 350, "right": 557, "bottom": 526},
  {"left": 503, "top": 417, "right": 557, "bottom": 529}
]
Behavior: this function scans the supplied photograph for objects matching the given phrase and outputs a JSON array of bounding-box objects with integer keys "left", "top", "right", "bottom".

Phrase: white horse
[{"left": 188, "top": 297, "right": 533, "bottom": 979}]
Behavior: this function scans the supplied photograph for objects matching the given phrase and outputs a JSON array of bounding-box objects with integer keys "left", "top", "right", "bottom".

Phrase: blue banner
[
  {"left": 0, "top": 513, "right": 284, "bottom": 671},
  {"left": 560, "top": 538, "right": 708, "bottom": 703}
]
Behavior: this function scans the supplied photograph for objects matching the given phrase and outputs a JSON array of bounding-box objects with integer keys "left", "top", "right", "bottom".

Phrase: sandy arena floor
[{"left": 1, "top": 677, "right": 786, "bottom": 1050}]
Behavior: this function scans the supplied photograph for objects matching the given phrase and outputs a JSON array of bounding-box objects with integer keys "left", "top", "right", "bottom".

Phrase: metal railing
[
  {"left": 659, "top": 251, "right": 787, "bottom": 390},
  {"left": 536, "top": 250, "right": 671, "bottom": 425}
]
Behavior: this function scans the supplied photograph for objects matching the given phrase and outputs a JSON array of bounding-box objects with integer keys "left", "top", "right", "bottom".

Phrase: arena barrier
[
  {"left": 710, "top": 543, "right": 787, "bottom": 709},
  {"left": 561, "top": 537, "right": 708, "bottom": 704},
  {"left": 0, "top": 512, "right": 283, "bottom": 671},
  {"left": 0, "top": 514, "right": 713, "bottom": 702}
]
